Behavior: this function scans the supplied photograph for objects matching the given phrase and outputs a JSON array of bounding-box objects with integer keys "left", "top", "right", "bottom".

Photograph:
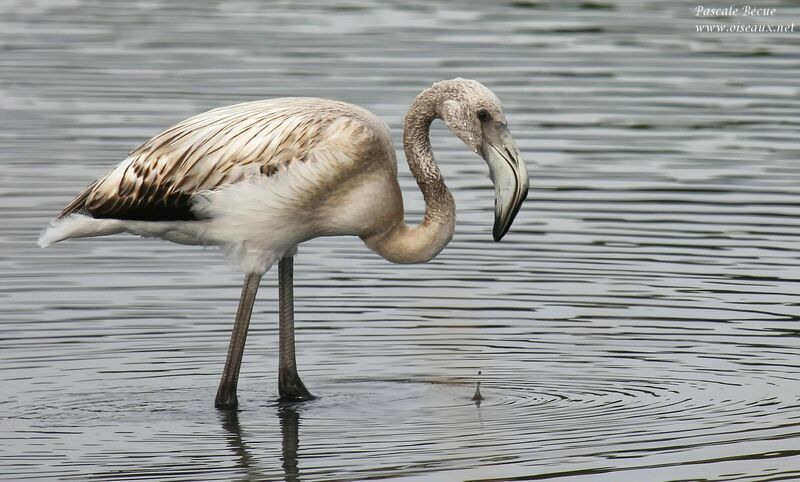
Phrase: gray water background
[{"left": 2, "top": 0, "right": 800, "bottom": 480}]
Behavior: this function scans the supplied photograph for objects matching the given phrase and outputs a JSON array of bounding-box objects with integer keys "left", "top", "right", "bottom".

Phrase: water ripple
[{"left": 2, "top": 0, "right": 800, "bottom": 480}]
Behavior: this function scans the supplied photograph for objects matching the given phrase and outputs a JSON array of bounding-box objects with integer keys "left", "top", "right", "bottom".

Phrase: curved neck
[{"left": 365, "top": 88, "right": 456, "bottom": 264}]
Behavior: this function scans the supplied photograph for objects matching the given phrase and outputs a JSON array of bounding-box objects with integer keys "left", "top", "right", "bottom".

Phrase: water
[{"left": 2, "top": 0, "right": 800, "bottom": 480}]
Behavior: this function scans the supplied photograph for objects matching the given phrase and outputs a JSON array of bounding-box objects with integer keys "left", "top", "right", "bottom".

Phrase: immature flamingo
[{"left": 38, "top": 78, "right": 529, "bottom": 408}]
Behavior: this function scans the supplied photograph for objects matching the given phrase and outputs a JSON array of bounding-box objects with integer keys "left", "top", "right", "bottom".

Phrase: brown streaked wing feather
[
  {"left": 57, "top": 181, "right": 96, "bottom": 219},
  {"left": 60, "top": 98, "right": 377, "bottom": 222}
]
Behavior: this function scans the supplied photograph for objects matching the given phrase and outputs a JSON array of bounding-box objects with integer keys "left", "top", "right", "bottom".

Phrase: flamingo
[{"left": 38, "top": 78, "right": 529, "bottom": 408}]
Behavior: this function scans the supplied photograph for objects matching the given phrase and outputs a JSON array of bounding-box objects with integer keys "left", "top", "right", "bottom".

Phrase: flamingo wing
[{"left": 59, "top": 98, "right": 377, "bottom": 222}]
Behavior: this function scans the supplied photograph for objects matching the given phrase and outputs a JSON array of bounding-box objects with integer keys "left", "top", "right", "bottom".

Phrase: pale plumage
[
  {"left": 39, "top": 78, "right": 530, "bottom": 407},
  {"left": 41, "top": 97, "right": 399, "bottom": 272}
]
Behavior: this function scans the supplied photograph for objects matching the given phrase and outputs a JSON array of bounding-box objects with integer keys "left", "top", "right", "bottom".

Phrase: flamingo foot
[{"left": 279, "top": 369, "right": 315, "bottom": 402}]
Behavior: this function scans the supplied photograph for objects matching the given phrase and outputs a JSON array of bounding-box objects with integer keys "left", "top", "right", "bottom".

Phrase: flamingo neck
[{"left": 364, "top": 87, "right": 456, "bottom": 264}]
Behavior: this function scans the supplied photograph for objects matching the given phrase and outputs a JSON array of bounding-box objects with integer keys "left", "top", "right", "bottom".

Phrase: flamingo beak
[{"left": 479, "top": 121, "right": 529, "bottom": 242}]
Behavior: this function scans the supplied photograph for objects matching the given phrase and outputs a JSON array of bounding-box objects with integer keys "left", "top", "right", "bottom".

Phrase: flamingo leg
[
  {"left": 215, "top": 272, "right": 262, "bottom": 409},
  {"left": 278, "top": 255, "right": 314, "bottom": 402}
]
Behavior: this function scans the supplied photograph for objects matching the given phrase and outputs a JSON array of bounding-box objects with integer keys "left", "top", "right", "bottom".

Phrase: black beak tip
[{"left": 493, "top": 224, "right": 507, "bottom": 242}]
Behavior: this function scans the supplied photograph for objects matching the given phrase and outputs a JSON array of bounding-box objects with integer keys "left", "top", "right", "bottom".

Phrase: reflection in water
[
  {"left": 219, "top": 410, "right": 261, "bottom": 482},
  {"left": 279, "top": 406, "right": 302, "bottom": 482},
  {"left": 220, "top": 407, "right": 303, "bottom": 482}
]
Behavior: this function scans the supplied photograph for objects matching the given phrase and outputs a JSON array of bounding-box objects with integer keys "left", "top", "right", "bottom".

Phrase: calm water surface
[{"left": 2, "top": 1, "right": 800, "bottom": 480}]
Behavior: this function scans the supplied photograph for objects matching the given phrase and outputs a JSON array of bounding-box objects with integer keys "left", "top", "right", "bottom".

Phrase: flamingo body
[
  {"left": 39, "top": 79, "right": 530, "bottom": 406},
  {"left": 40, "top": 98, "right": 402, "bottom": 273}
]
